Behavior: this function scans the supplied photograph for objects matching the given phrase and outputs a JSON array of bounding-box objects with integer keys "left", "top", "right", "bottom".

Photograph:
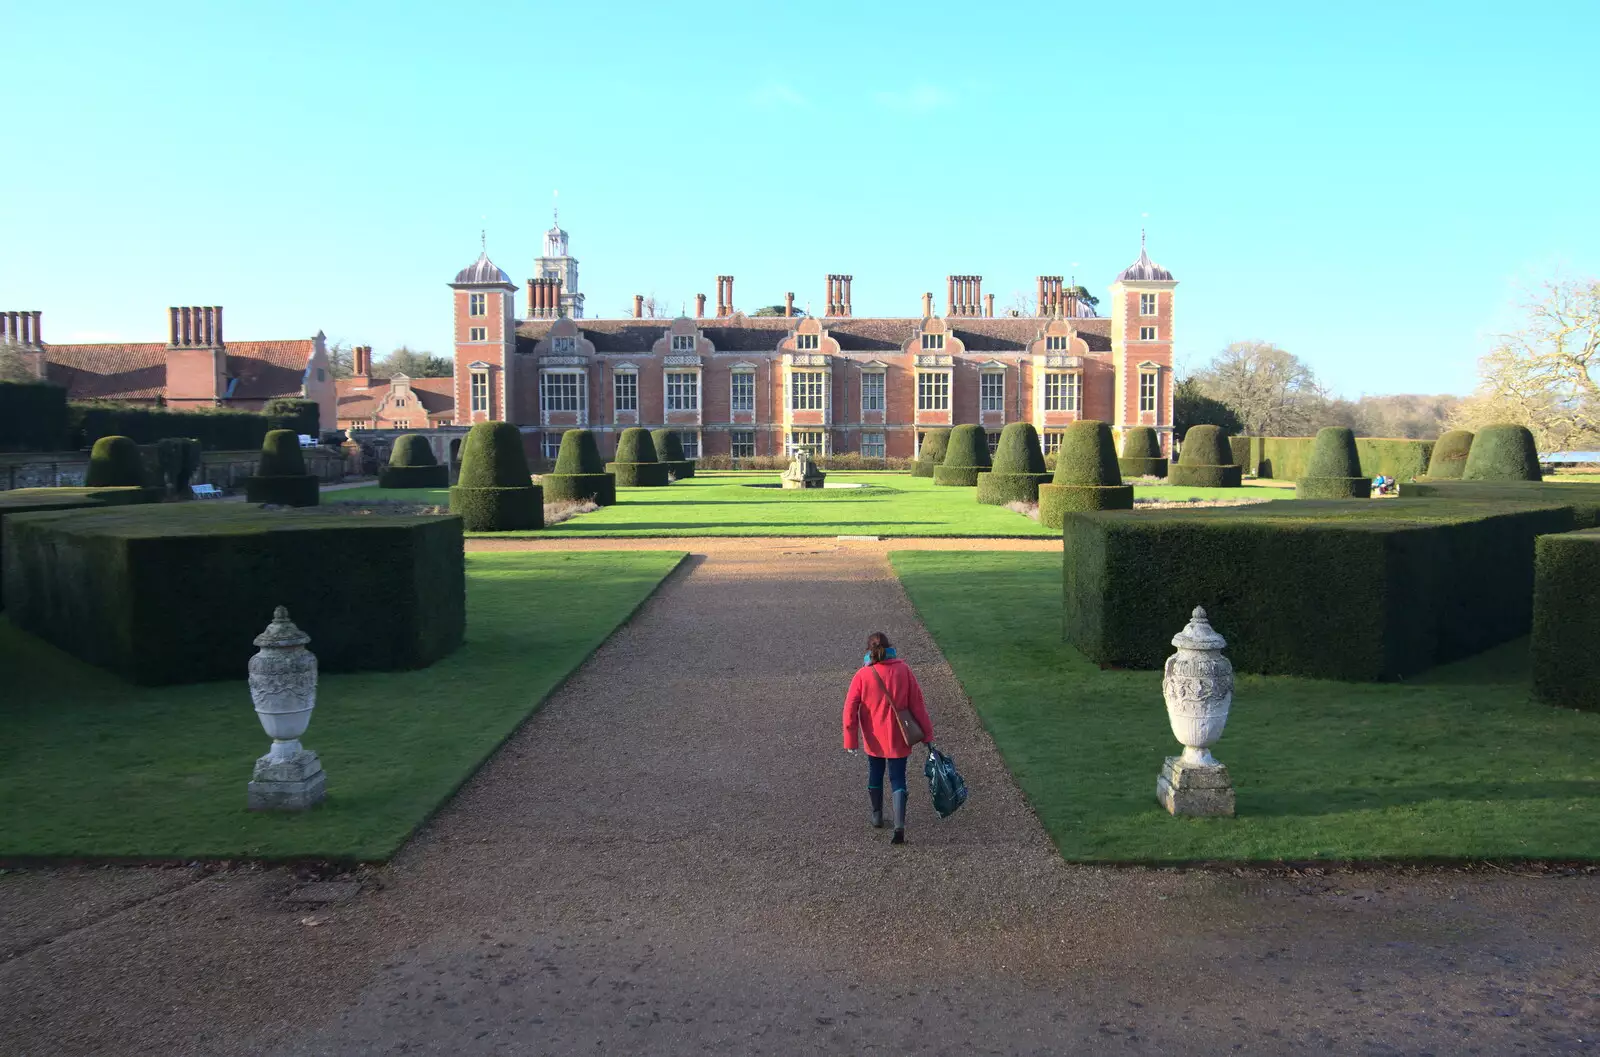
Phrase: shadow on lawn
[{"left": 1246, "top": 779, "right": 1600, "bottom": 817}]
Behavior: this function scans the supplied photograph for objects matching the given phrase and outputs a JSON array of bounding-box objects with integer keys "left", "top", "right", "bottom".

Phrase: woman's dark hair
[{"left": 866, "top": 632, "right": 892, "bottom": 665}]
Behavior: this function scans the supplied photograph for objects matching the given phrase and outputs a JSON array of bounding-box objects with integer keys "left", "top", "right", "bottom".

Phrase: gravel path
[{"left": 2, "top": 538, "right": 1597, "bottom": 1056}]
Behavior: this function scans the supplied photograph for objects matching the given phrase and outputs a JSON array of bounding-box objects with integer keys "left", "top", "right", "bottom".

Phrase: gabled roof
[
  {"left": 42, "top": 339, "right": 315, "bottom": 401},
  {"left": 335, "top": 376, "right": 456, "bottom": 421}
]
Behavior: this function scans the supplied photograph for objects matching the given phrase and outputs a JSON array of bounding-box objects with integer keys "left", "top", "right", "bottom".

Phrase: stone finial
[{"left": 1171, "top": 605, "right": 1227, "bottom": 651}]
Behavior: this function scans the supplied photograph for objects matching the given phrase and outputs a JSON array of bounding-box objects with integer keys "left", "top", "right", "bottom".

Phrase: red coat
[{"left": 843, "top": 658, "right": 934, "bottom": 758}]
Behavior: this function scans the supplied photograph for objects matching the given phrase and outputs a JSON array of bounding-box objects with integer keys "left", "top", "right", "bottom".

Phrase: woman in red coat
[{"left": 843, "top": 631, "right": 935, "bottom": 844}]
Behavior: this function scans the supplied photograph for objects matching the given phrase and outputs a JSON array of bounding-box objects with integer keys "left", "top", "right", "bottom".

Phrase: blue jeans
[{"left": 867, "top": 755, "right": 908, "bottom": 794}]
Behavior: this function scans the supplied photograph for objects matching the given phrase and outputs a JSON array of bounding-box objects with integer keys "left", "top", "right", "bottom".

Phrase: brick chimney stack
[
  {"left": 165, "top": 307, "right": 227, "bottom": 405},
  {"left": 1064, "top": 284, "right": 1080, "bottom": 319},
  {"left": 168, "top": 307, "right": 224, "bottom": 347},
  {"left": 1, "top": 310, "right": 43, "bottom": 346},
  {"left": 694, "top": 293, "right": 706, "bottom": 319},
  {"left": 633, "top": 294, "right": 644, "bottom": 319},
  {"left": 1037, "top": 276, "right": 1065, "bottom": 317},
  {"left": 984, "top": 293, "right": 995, "bottom": 318},
  {"left": 784, "top": 291, "right": 795, "bottom": 317},
  {"left": 921, "top": 291, "right": 933, "bottom": 318},
  {"left": 824, "top": 275, "right": 853, "bottom": 317},
  {"left": 528, "top": 278, "right": 566, "bottom": 319},
  {"left": 843, "top": 276, "right": 852, "bottom": 317},
  {"left": 714, "top": 275, "right": 734, "bottom": 318},
  {"left": 946, "top": 276, "right": 983, "bottom": 317},
  {"left": 352, "top": 345, "right": 374, "bottom": 386}
]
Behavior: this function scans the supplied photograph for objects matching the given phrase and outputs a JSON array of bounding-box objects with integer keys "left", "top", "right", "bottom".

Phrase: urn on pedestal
[
  {"left": 246, "top": 606, "right": 327, "bottom": 811},
  {"left": 1157, "top": 606, "right": 1236, "bottom": 816}
]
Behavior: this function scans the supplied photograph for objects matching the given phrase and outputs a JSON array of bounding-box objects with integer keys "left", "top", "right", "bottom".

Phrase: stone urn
[
  {"left": 781, "top": 448, "right": 826, "bottom": 489},
  {"left": 1157, "top": 606, "right": 1236, "bottom": 816},
  {"left": 247, "top": 606, "right": 327, "bottom": 810}
]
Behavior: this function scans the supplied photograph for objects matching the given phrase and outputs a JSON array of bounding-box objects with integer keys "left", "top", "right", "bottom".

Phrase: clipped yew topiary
[
  {"left": 1532, "top": 529, "right": 1600, "bottom": 711},
  {"left": 1168, "top": 424, "right": 1242, "bottom": 488},
  {"left": 1038, "top": 420, "right": 1133, "bottom": 529},
  {"left": 379, "top": 434, "right": 449, "bottom": 488},
  {"left": 976, "top": 423, "right": 1050, "bottom": 505},
  {"left": 155, "top": 437, "right": 201, "bottom": 498},
  {"left": 84, "top": 435, "right": 145, "bottom": 488},
  {"left": 606, "top": 427, "right": 671, "bottom": 487},
  {"left": 244, "top": 430, "right": 320, "bottom": 506},
  {"left": 1425, "top": 429, "right": 1474, "bottom": 479},
  {"left": 449, "top": 421, "right": 542, "bottom": 530},
  {"left": 912, "top": 428, "right": 950, "bottom": 478},
  {"left": 1118, "top": 426, "right": 1168, "bottom": 479},
  {"left": 651, "top": 428, "right": 696, "bottom": 479},
  {"left": 541, "top": 429, "right": 617, "bottom": 505},
  {"left": 932, "top": 425, "right": 992, "bottom": 486},
  {"left": 1296, "top": 427, "right": 1373, "bottom": 499},
  {"left": 1462, "top": 423, "right": 1542, "bottom": 482}
]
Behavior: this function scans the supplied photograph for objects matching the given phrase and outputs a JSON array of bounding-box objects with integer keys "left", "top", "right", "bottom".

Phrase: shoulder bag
[{"left": 867, "top": 664, "right": 925, "bottom": 747}]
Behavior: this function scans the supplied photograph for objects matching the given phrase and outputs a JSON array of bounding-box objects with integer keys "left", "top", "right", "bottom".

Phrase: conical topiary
[
  {"left": 542, "top": 429, "right": 617, "bottom": 505},
  {"left": 912, "top": 428, "right": 950, "bottom": 478},
  {"left": 651, "top": 428, "right": 696, "bottom": 479},
  {"left": 1168, "top": 424, "right": 1242, "bottom": 488},
  {"left": 449, "top": 421, "right": 542, "bottom": 529},
  {"left": 932, "top": 425, "right": 993, "bottom": 486},
  {"left": 85, "top": 435, "right": 146, "bottom": 488},
  {"left": 1296, "top": 427, "right": 1372, "bottom": 499},
  {"left": 1038, "top": 420, "right": 1134, "bottom": 528},
  {"left": 606, "top": 426, "right": 670, "bottom": 487},
  {"left": 379, "top": 433, "right": 448, "bottom": 488},
  {"left": 1425, "top": 429, "right": 1474, "bottom": 479},
  {"left": 976, "top": 423, "right": 1051, "bottom": 505},
  {"left": 245, "top": 429, "right": 320, "bottom": 506},
  {"left": 1461, "top": 423, "right": 1542, "bottom": 482},
  {"left": 1118, "top": 426, "right": 1167, "bottom": 479}
]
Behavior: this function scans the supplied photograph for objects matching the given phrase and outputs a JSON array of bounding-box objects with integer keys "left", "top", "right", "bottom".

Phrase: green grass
[
  {"left": 891, "top": 550, "right": 1600, "bottom": 863},
  {"left": 329, "top": 475, "right": 1287, "bottom": 538},
  {"left": 0, "top": 551, "right": 684, "bottom": 862}
]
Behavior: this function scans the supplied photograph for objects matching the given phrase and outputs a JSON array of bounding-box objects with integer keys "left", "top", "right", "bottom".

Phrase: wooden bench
[{"left": 191, "top": 483, "right": 223, "bottom": 499}]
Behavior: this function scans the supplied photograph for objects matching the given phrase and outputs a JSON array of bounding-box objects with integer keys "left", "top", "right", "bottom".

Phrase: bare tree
[
  {"left": 1192, "top": 341, "right": 1324, "bottom": 435},
  {"left": 619, "top": 293, "right": 675, "bottom": 319}
]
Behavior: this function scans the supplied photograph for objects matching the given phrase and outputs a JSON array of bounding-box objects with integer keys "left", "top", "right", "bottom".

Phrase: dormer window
[
  {"left": 551, "top": 337, "right": 576, "bottom": 354},
  {"left": 796, "top": 333, "right": 819, "bottom": 351},
  {"left": 469, "top": 293, "right": 487, "bottom": 317},
  {"left": 671, "top": 334, "right": 696, "bottom": 353},
  {"left": 1045, "top": 336, "right": 1069, "bottom": 351},
  {"left": 921, "top": 333, "right": 945, "bottom": 351}
]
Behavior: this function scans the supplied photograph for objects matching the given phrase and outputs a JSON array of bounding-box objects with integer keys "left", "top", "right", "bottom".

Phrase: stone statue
[{"left": 781, "top": 448, "right": 826, "bottom": 490}]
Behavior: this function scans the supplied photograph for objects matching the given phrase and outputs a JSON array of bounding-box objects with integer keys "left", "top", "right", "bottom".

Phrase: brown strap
[{"left": 867, "top": 664, "right": 912, "bottom": 743}]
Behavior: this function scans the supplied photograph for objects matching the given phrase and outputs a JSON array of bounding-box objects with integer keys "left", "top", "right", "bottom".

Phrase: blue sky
[{"left": 4, "top": 0, "right": 1596, "bottom": 397}]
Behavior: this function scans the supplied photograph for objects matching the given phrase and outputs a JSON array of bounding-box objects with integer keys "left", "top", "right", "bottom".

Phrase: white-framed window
[
  {"left": 670, "top": 334, "right": 696, "bottom": 353},
  {"left": 671, "top": 431, "right": 700, "bottom": 459},
  {"left": 917, "top": 372, "right": 950, "bottom": 411},
  {"left": 1042, "top": 431, "right": 1064, "bottom": 454},
  {"left": 986, "top": 430, "right": 1001, "bottom": 455},
  {"left": 469, "top": 327, "right": 487, "bottom": 342},
  {"left": 795, "top": 333, "right": 819, "bottom": 350},
  {"left": 1044, "top": 372, "right": 1081, "bottom": 412},
  {"left": 788, "top": 430, "right": 825, "bottom": 455},
  {"left": 980, "top": 372, "right": 1004, "bottom": 412},
  {"left": 1139, "top": 326, "right": 1158, "bottom": 341},
  {"left": 469, "top": 293, "right": 486, "bottom": 317},
  {"left": 551, "top": 337, "right": 576, "bottom": 353},
  {"left": 540, "top": 371, "right": 586, "bottom": 413},
  {"left": 470, "top": 371, "right": 489, "bottom": 413},
  {"left": 862, "top": 432, "right": 885, "bottom": 459},
  {"left": 920, "top": 332, "right": 945, "bottom": 351},
  {"left": 1140, "top": 293, "right": 1157, "bottom": 316},
  {"left": 790, "top": 370, "right": 825, "bottom": 411},
  {"left": 666, "top": 370, "right": 699, "bottom": 412},
  {"left": 861, "top": 371, "right": 885, "bottom": 412},
  {"left": 542, "top": 435, "right": 562, "bottom": 460},
  {"left": 730, "top": 430, "right": 755, "bottom": 459},
  {"left": 731, "top": 370, "right": 755, "bottom": 412},
  {"left": 1045, "top": 335, "right": 1069, "bottom": 351},
  {"left": 613, "top": 371, "right": 638, "bottom": 413},
  {"left": 1140, "top": 370, "right": 1159, "bottom": 413}
]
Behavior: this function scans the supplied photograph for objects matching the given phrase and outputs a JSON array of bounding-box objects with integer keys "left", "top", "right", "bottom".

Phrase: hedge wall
[
  {"left": 1532, "top": 529, "right": 1600, "bottom": 711},
  {"left": 0, "top": 382, "right": 69, "bottom": 452},
  {"left": 0, "top": 487, "right": 149, "bottom": 608},
  {"left": 1039, "top": 482, "right": 1134, "bottom": 529},
  {"left": 1396, "top": 480, "right": 1600, "bottom": 528},
  {"left": 73, "top": 404, "right": 271, "bottom": 451},
  {"left": 1062, "top": 498, "right": 1580, "bottom": 681},
  {"left": 1254, "top": 437, "right": 1434, "bottom": 482},
  {"left": 2, "top": 504, "right": 465, "bottom": 685}
]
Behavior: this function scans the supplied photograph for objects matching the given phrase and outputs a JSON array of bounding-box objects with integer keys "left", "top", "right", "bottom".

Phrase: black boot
[
  {"left": 868, "top": 786, "right": 884, "bottom": 828},
  {"left": 891, "top": 789, "right": 907, "bottom": 844}
]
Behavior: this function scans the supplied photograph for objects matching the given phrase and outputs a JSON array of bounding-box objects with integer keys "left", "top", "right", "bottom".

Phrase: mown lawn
[
  {"left": 0, "top": 551, "right": 684, "bottom": 862},
  {"left": 891, "top": 550, "right": 1600, "bottom": 863},
  {"left": 330, "top": 474, "right": 1285, "bottom": 538}
]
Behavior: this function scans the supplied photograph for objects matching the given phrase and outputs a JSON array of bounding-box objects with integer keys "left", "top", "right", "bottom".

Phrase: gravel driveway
[{"left": 2, "top": 538, "right": 1596, "bottom": 1056}]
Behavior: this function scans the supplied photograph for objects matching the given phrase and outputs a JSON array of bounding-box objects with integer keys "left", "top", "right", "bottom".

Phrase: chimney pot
[
  {"left": 633, "top": 294, "right": 644, "bottom": 318},
  {"left": 784, "top": 291, "right": 794, "bottom": 317},
  {"left": 695, "top": 293, "right": 706, "bottom": 319},
  {"left": 984, "top": 293, "right": 995, "bottom": 318},
  {"left": 921, "top": 291, "right": 933, "bottom": 318}
]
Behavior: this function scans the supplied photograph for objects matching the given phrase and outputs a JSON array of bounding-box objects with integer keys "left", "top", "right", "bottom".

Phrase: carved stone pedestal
[
  {"left": 1157, "top": 756, "right": 1235, "bottom": 817},
  {"left": 248, "top": 747, "right": 327, "bottom": 811}
]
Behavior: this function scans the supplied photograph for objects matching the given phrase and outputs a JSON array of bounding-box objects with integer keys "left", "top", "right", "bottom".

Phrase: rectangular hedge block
[
  {"left": 0, "top": 487, "right": 150, "bottom": 609},
  {"left": 1064, "top": 498, "right": 1578, "bottom": 681},
  {"left": 3, "top": 504, "right": 465, "bottom": 685},
  {"left": 1256, "top": 437, "right": 1434, "bottom": 482},
  {"left": 1532, "top": 528, "right": 1600, "bottom": 711},
  {"left": 1398, "top": 480, "right": 1600, "bottom": 528}
]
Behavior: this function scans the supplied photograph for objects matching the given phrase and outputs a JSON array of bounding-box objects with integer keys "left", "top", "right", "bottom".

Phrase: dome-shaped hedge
[
  {"left": 1039, "top": 420, "right": 1133, "bottom": 528},
  {"left": 85, "top": 436, "right": 146, "bottom": 488},
  {"left": 651, "top": 428, "right": 696, "bottom": 479},
  {"left": 258, "top": 430, "right": 307, "bottom": 476},
  {"left": 1426, "top": 429, "right": 1474, "bottom": 479},
  {"left": 1169, "top": 424, "right": 1242, "bottom": 488},
  {"left": 1118, "top": 426, "right": 1167, "bottom": 479},
  {"left": 543, "top": 429, "right": 616, "bottom": 505},
  {"left": 912, "top": 428, "right": 950, "bottom": 478},
  {"left": 245, "top": 429, "right": 319, "bottom": 505},
  {"left": 606, "top": 427, "right": 670, "bottom": 487},
  {"left": 449, "top": 421, "right": 542, "bottom": 529},
  {"left": 976, "top": 423, "right": 1051, "bottom": 505},
  {"left": 379, "top": 433, "right": 448, "bottom": 488},
  {"left": 1296, "top": 427, "right": 1372, "bottom": 499},
  {"left": 1461, "top": 423, "right": 1542, "bottom": 482},
  {"left": 932, "top": 425, "right": 993, "bottom": 486}
]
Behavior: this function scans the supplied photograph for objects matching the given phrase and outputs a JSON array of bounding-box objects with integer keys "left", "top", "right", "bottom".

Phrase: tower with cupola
[
  {"left": 1109, "top": 235, "right": 1178, "bottom": 454},
  {"left": 450, "top": 247, "right": 518, "bottom": 425},
  {"left": 529, "top": 209, "right": 584, "bottom": 319}
]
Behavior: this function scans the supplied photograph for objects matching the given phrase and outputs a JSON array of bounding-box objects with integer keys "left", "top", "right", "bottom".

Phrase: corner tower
[
  {"left": 450, "top": 248, "right": 518, "bottom": 425},
  {"left": 1109, "top": 236, "right": 1178, "bottom": 454},
  {"left": 531, "top": 210, "right": 584, "bottom": 319}
]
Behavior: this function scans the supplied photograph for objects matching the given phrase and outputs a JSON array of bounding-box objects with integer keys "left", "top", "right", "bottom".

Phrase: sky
[{"left": 3, "top": 0, "right": 1597, "bottom": 398}]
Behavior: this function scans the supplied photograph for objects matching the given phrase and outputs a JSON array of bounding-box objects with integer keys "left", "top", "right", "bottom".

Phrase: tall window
[
  {"left": 469, "top": 293, "right": 486, "bottom": 317},
  {"left": 731, "top": 371, "right": 755, "bottom": 412},
  {"left": 980, "top": 372, "right": 1004, "bottom": 412},
  {"left": 540, "top": 371, "right": 586, "bottom": 413},
  {"left": 788, "top": 430, "right": 824, "bottom": 455},
  {"left": 920, "top": 332, "right": 945, "bottom": 351},
  {"left": 861, "top": 432, "right": 885, "bottom": 459},
  {"left": 730, "top": 430, "right": 755, "bottom": 458},
  {"left": 916, "top": 372, "right": 950, "bottom": 411},
  {"left": 670, "top": 334, "right": 696, "bottom": 353},
  {"left": 675, "top": 431, "right": 701, "bottom": 459},
  {"left": 469, "top": 327, "right": 487, "bottom": 342},
  {"left": 1044, "top": 372, "right": 1081, "bottom": 412},
  {"left": 1139, "top": 326, "right": 1158, "bottom": 341},
  {"left": 861, "top": 371, "right": 885, "bottom": 412},
  {"left": 470, "top": 372, "right": 489, "bottom": 413},
  {"left": 542, "top": 435, "right": 562, "bottom": 460},
  {"left": 790, "top": 370, "right": 825, "bottom": 411},
  {"left": 1139, "top": 370, "right": 1158, "bottom": 413},
  {"left": 1045, "top": 335, "right": 1069, "bottom": 351},
  {"left": 666, "top": 370, "right": 699, "bottom": 412},
  {"left": 1140, "top": 293, "right": 1157, "bottom": 316},
  {"left": 986, "top": 431, "right": 1001, "bottom": 455},
  {"left": 795, "top": 333, "right": 819, "bottom": 350},
  {"left": 613, "top": 372, "right": 638, "bottom": 413},
  {"left": 1042, "top": 431, "right": 1064, "bottom": 454}
]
